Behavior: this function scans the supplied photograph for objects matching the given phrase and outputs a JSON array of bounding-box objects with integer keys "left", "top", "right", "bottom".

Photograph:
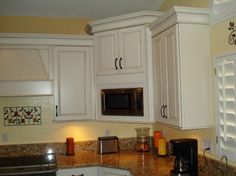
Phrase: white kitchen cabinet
[
  {"left": 53, "top": 46, "right": 94, "bottom": 121},
  {"left": 98, "top": 167, "right": 131, "bottom": 176},
  {"left": 152, "top": 25, "right": 180, "bottom": 127},
  {"left": 91, "top": 11, "right": 162, "bottom": 77},
  {"left": 150, "top": 6, "right": 214, "bottom": 129},
  {"left": 57, "top": 167, "right": 98, "bottom": 176},
  {"left": 94, "top": 26, "right": 146, "bottom": 75},
  {"left": 90, "top": 11, "right": 162, "bottom": 123},
  {"left": 56, "top": 167, "right": 131, "bottom": 176}
]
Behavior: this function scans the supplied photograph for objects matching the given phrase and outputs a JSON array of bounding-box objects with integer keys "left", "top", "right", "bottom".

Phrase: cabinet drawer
[{"left": 57, "top": 167, "right": 98, "bottom": 176}]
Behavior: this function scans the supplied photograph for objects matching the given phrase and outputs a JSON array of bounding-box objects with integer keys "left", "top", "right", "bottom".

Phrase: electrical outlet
[
  {"left": 2, "top": 133, "right": 8, "bottom": 143},
  {"left": 104, "top": 129, "right": 111, "bottom": 136},
  {"left": 202, "top": 139, "right": 212, "bottom": 152}
]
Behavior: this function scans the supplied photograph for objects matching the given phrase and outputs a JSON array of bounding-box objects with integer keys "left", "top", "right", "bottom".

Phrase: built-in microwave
[{"left": 101, "top": 87, "right": 143, "bottom": 116}]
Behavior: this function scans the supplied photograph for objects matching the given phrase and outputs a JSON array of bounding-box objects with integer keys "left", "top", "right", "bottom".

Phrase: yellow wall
[
  {"left": 211, "top": 16, "right": 236, "bottom": 57},
  {"left": 159, "top": 0, "right": 209, "bottom": 11},
  {"left": 0, "top": 16, "right": 91, "bottom": 35},
  {"left": 154, "top": 124, "right": 215, "bottom": 153},
  {"left": 0, "top": 96, "right": 152, "bottom": 144}
]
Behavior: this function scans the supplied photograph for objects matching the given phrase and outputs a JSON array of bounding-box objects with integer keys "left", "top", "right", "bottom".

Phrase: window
[{"left": 216, "top": 53, "right": 236, "bottom": 163}]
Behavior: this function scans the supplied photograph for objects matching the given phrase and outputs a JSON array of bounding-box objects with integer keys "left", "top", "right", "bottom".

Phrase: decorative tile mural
[{"left": 4, "top": 106, "right": 41, "bottom": 126}]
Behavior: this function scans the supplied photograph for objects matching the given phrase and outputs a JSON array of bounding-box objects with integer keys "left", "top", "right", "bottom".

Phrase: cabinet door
[
  {"left": 153, "top": 25, "right": 180, "bottom": 126},
  {"left": 152, "top": 34, "right": 165, "bottom": 122},
  {"left": 118, "top": 26, "right": 146, "bottom": 74},
  {"left": 53, "top": 46, "right": 94, "bottom": 121},
  {"left": 98, "top": 167, "right": 130, "bottom": 176},
  {"left": 94, "top": 26, "right": 146, "bottom": 75},
  {"left": 57, "top": 167, "right": 98, "bottom": 176},
  {"left": 162, "top": 25, "right": 180, "bottom": 126},
  {"left": 94, "top": 30, "right": 119, "bottom": 75}
]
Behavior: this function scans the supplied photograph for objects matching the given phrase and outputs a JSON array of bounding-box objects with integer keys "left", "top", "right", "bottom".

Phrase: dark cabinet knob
[
  {"left": 163, "top": 105, "right": 167, "bottom": 118},
  {"left": 119, "top": 58, "right": 123, "bottom": 69},
  {"left": 55, "top": 105, "right": 58, "bottom": 117},
  {"left": 115, "top": 58, "right": 118, "bottom": 70},
  {"left": 160, "top": 105, "right": 164, "bottom": 118}
]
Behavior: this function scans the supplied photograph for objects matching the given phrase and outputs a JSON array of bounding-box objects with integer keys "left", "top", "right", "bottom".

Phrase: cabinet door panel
[
  {"left": 119, "top": 26, "right": 146, "bottom": 73},
  {"left": 164, "top": 26, "right": 180, "bottom": 126},
  {"left": 57, "top": 167, "right": 98, "bottom": 176},
  {"left": 54, "top": 46, "right": 94, "bottom": 121},
  {"left": 153, "top": 25, "right": 180, "bottom": 126},
  {"left": 95, "top": 30, "right": 118, "bottom": 75},
  {"left": 152, "top": 34, "right": 165, "bottom": 122},
  {"left": 59, "top": 51, "right": 86, "bottom": 115},
  {"left": 98, "top": 167, "right": 130, "bottom": 176}
]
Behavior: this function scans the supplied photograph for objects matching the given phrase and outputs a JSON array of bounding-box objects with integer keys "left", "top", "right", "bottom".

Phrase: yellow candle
[{"left": 157, "top": 138, "right": 167, "bottom": 156}]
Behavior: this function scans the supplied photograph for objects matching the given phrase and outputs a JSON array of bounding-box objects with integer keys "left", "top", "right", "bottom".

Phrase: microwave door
[{"left": 101, "top": 88, "right": 143, "bottom": 116}]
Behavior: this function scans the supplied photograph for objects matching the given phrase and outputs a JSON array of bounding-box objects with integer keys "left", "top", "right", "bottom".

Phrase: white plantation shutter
[{"left": 216, "top": 53, "right": 236, "bottom": 163}]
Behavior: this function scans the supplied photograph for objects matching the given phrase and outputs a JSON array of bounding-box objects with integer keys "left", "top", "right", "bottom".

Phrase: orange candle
[
  {"left": 66, "top": 137, "right": 75, "bottom": 155},
  {"left": 154, "top": 131, "right": 163, "bottom": 148}
]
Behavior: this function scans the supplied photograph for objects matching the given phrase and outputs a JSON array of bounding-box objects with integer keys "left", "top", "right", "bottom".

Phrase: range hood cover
[{"left": 0, "top": 46, "right": 53, "bottom": 96}]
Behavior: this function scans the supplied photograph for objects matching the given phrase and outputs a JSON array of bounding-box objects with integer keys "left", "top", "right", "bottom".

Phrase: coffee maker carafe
[{"left": 169, "top": 139, "right": 198, "bottom": 176}]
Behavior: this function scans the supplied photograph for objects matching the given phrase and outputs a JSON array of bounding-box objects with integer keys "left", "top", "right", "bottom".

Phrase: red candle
[
  {"left": 154, "top": 131, "right": 163, "bottom": 148},
  {"left": 66, "top": 137, "right": 75, "bottom": 155}
]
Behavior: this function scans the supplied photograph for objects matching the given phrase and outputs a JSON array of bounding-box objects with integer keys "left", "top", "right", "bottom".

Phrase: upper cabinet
[
  {"left": 94, "top": 26, "right": 146, "bottom": 75},
  {"left": 90, "top": 11, "right": 163, "bottom": 123},
  {"left": 150, "top": 6, "right": 214, "bottom": 129},
  {"left": 53, "top": 46, "right": 94, "bottom": 121},
  {"left": 91, "top": 11, "right": 163, "bottom": 77},
  {"left": 152, "top": 26, "right": 180, "bottom": 127},
  {"left": 0, "top": 34, "right": 95, "bottom": 121}
]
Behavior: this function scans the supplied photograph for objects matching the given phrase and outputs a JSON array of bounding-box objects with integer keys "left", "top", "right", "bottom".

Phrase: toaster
[{"left": 98, "top": 136, "right": 119, "bottom": 154}]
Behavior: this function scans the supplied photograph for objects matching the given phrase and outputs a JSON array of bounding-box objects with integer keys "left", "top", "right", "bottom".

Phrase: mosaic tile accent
[{"left": 4, "top": 106, "right": 41, "bottom": 126}]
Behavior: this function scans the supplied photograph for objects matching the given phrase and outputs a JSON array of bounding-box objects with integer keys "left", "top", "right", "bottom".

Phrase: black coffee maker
[{"left": 169, "top": 138, "right": 198, "bottom": 176}]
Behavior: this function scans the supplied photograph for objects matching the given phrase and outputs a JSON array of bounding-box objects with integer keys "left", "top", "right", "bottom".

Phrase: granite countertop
[
  {"left": 1, "top": 140, "right": 235, "bottom": 176},
  {"left": 57, "top": 150, "right": 174, "bottom": 176}
]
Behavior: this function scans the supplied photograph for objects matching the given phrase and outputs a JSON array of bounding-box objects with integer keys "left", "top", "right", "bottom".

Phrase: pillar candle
[
  {"left": 157, "top": 137, "right": 167, "bottom": 156},
  {"left": 66, "top": 137, "right": 75, "bottom": 155},
  {"left": 154, "top": 131, "right": 163, "bottom": 148}
]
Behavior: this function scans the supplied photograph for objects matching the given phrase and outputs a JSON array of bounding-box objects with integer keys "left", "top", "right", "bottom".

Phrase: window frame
[{"left": 215, "top": 52, "right": 236, "bottom": 163}]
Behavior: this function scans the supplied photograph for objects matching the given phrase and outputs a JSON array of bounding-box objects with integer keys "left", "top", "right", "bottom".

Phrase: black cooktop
[
  {"left": 0, "top": 154, "right": 57, "bottom": 175},
  {"left": 0, "top": 154, "right": 56, "bottom": 167}
]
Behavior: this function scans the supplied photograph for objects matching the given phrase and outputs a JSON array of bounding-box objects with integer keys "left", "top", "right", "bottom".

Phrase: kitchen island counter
[{"left": 57, "top": 150, "right": 174, "bottom": 176}]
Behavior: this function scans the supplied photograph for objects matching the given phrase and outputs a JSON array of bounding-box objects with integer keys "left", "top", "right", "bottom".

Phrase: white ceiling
[{"left": 0, "top": 0, "right": 165, "bottom": 19}]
